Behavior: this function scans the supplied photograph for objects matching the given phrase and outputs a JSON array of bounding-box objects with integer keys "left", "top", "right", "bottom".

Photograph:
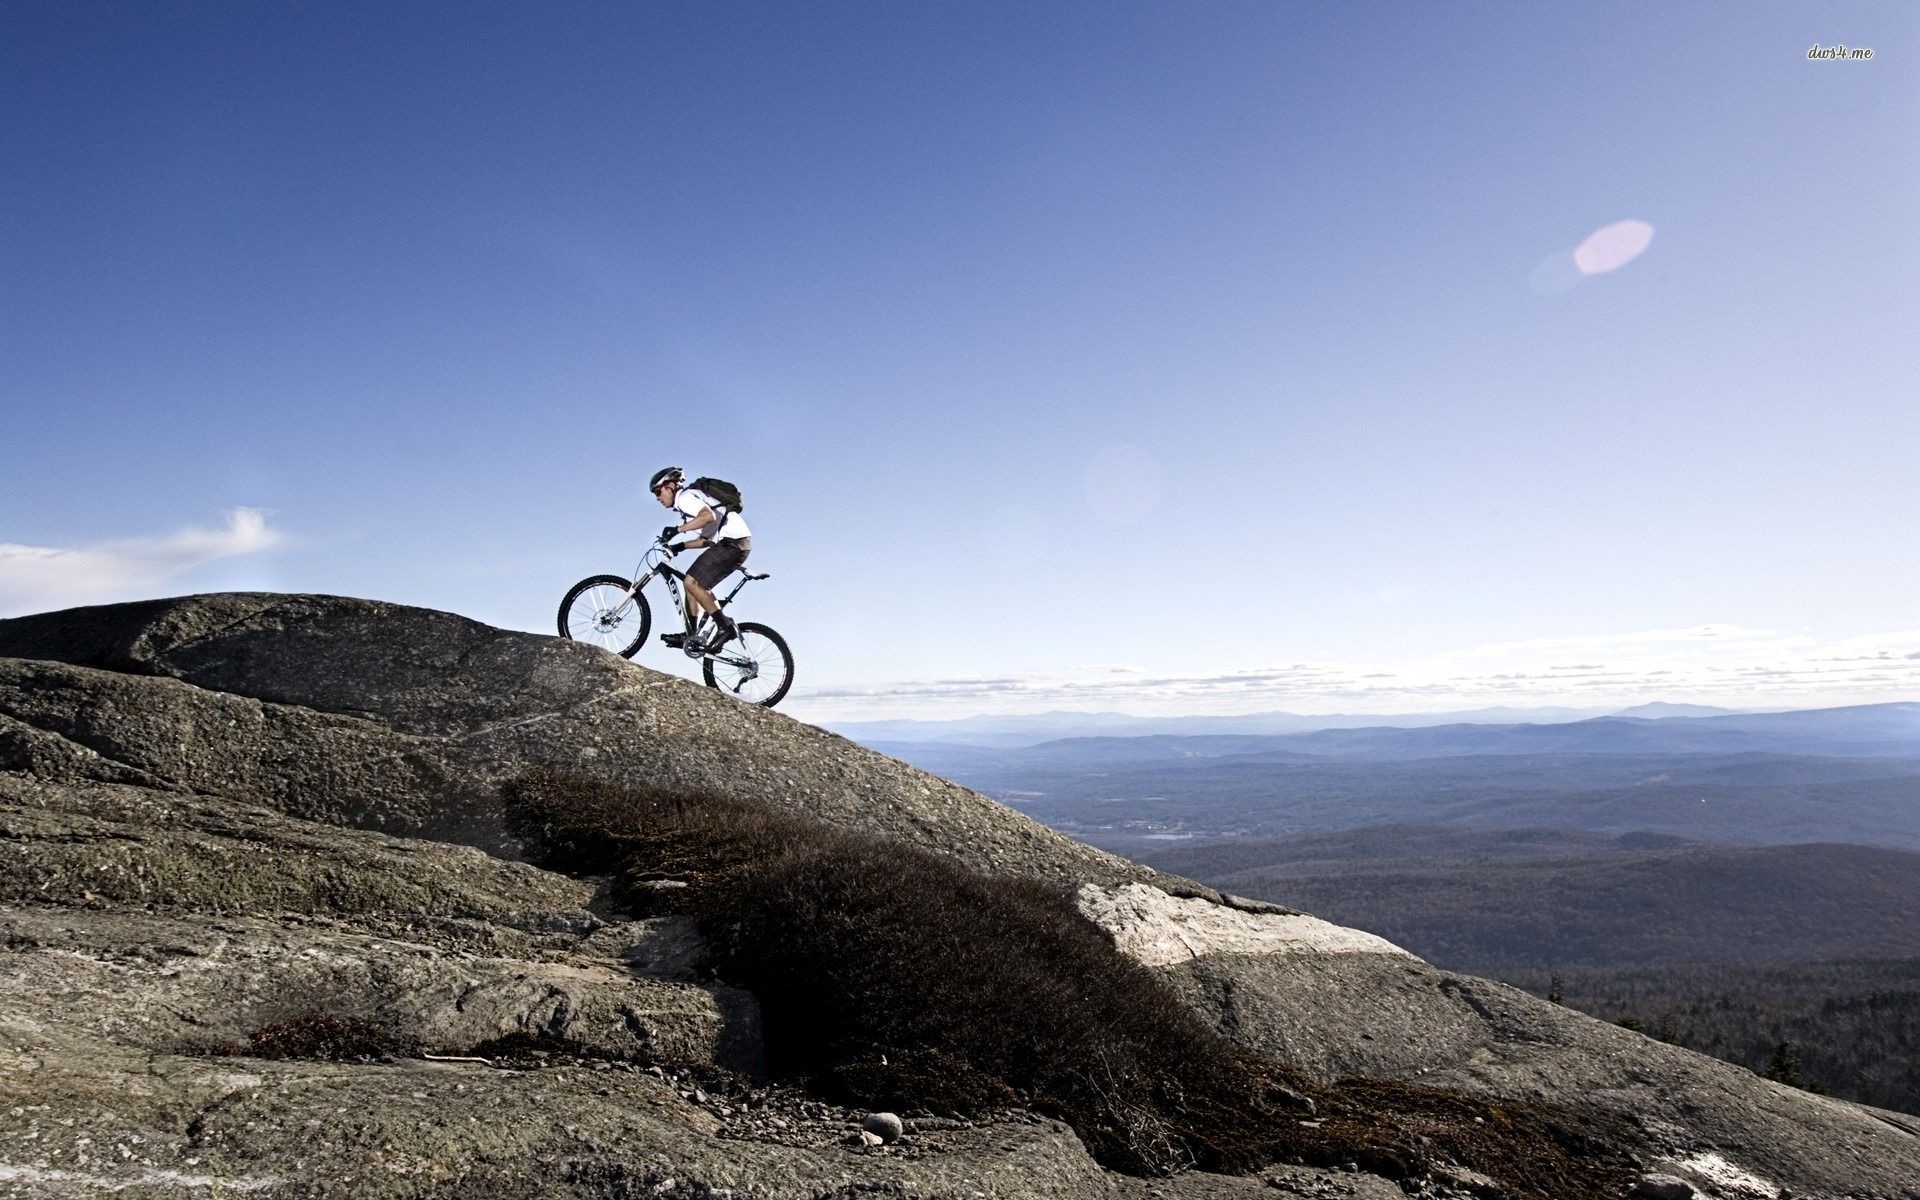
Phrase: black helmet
[{"left": 648, "top": 466, "right": 684, "bottom": 492}]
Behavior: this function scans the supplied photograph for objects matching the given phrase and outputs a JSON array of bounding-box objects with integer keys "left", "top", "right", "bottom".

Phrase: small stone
[
  {"left": 858, "top": 1130, "right": 884, "bottom": 1148},
  {"left": 860, "top": 1112, "right": 904, "bottom": 1144},
  {"left": 1630, "top": 1177, "right": 1696, "bottom": 1200}
]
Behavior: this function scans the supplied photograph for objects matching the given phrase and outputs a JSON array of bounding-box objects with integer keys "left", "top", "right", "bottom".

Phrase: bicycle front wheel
[
  {"left": 702, "top": 622, "right": 794, "bottom": 707},
  {"left": 558, "top": 575, "right": 651, "bottom": 659}
]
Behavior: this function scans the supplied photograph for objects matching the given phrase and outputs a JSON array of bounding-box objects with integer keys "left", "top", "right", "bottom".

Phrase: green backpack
[{"left": 691, "top": 476, "right": 744, "bottom": 512}]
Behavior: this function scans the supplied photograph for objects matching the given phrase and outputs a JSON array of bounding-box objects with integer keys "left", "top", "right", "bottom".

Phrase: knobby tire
[
  {"left": 557, "top": 574, "right": 652, "bottom": 659},
  {"left": 702, "top": 621, "right": 794, "bottom": 707}
]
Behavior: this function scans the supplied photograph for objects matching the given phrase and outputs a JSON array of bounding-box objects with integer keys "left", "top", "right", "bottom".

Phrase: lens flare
[{"left": 1573, "top": 219, "right": 1655, "bottom": 275}]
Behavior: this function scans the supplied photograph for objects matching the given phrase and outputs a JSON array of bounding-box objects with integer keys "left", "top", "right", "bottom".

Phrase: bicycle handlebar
[{"left": 640, "top": 540, "right": 763, "bottom": 582}]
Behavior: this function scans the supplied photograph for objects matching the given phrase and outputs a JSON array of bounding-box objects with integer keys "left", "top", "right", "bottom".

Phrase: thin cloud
[
  {"left": 0, "top": 509, "right": 281, "bottom": 617},
  {"left": 788, "top": 623, "right": 1920, "bottom": 722},
  {"left": 1455, "top": 624, "right": 1808, "bottom": 659}
]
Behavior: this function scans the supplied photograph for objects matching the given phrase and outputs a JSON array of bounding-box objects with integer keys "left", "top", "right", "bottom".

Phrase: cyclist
[{"left": 649, "top": 466, "right": 752, "bottom": 651}]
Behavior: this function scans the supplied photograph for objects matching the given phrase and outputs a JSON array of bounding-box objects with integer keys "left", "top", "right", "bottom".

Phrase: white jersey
[{"left": 676, "top": 487, "right": 751, "bottom": 542}]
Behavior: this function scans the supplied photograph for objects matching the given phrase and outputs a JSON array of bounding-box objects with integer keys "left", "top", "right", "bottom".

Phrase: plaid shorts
[{"left": 688, "top": 537, "right": 751, "bottom": 589}]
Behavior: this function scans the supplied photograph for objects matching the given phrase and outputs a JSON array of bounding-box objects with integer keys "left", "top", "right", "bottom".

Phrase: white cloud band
[
  {"left": 789, "top": 624, "right": 1920, "bottom": 721},
  {"left": 0, "top": 509, "right": 281, "bottom": 617}
]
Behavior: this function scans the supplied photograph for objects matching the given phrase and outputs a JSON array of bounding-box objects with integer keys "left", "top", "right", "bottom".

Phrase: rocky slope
[{"left": 2, "top": 594, "right": 1917, "bottom": 1199}]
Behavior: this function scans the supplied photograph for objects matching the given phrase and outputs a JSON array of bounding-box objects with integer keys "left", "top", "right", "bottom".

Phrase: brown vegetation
[
  {"left": 219, "top": 1013, "right": 417, "bottom": 1062},
  {"left": 500, "top": 769, "right": 1640, "bottom": 1193}
]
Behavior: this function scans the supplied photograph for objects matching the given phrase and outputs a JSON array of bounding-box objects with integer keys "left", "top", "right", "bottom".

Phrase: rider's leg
[
  {"left": 686, "top": 541, "right": 747, "bottom": 646},
  {"left": 662, "top": 582, "right": 718, "bottom": 649},
  {"left": 684, "top": 578, "right": 719, "bottom": 623},
  {"left": 685, "top": 578, "right": 738, "bottom": 648}
]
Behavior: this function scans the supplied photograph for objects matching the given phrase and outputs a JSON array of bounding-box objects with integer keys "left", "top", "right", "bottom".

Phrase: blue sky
[{"left": 4, "top": 2, "right": 1916, "bottom": 721}]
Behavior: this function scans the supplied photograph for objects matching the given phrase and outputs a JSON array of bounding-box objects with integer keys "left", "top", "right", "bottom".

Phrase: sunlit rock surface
[{"left": 2, "top": 594, "right": 1916, "bottom": 1199}]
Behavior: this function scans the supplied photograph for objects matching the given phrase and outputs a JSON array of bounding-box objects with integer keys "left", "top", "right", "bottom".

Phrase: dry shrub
[
  {"left": 503, "top": 769, "right": 1300, "bottom": 1173},
  {"left": 503, "top": 769, "right": 791, "bottom": 907},
  {"left": 700, "top": 830, "right": 1311, "bottom": 1174},
  {"left": 498, "top": 770, "right": 1640, "bottom": 1192},
  {"left": 221, "top": 1013, "right": 417, "bottom": 1062}
]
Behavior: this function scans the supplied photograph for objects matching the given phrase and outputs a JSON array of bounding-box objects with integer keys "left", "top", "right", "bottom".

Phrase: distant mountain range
[
  {"left": 1610, "top": 702, "right": 1742, "bottom": 720},
  {"left": 855, "top": 702, "right": 1920, "bottom": 850},
  {"left": 829, "top": 704, "right": 1631, "bottom": 746},
  {"left": 867, "top": 702, "right": 1920, "bottom": 770}
]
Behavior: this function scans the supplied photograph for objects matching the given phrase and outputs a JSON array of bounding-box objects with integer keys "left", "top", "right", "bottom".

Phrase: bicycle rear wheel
[
  {"left": 702, "top": 621, "right": 794, "bottom": 707},
  {"left": 558, "top": 575, "right": 651, "bottom": 659}
]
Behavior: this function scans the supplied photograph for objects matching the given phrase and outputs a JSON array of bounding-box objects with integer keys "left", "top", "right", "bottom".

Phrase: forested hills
[
  {"left": 1139, "top": 828, "right": 1920, "bottom": 1116},
  {"left": 1140, "top": 828, "right": 1920, "bottom": 970}
]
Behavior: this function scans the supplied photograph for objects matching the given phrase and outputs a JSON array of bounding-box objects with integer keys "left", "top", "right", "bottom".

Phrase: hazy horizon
[{"left": 824, "top": 696, "right": 1914, "bottom": 734}]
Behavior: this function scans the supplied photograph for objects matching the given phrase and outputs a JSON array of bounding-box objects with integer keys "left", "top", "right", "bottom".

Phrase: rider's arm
[{"left": 672, "top": 503, "right": 716, "bottom": 537}]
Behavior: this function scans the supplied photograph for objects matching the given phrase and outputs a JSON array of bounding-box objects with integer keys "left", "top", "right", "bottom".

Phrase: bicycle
[{"left": 557, "top": 540, "right": 795, "bottom": 707}]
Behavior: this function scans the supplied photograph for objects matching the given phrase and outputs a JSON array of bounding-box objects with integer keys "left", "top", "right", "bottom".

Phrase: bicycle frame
[
  {"left": 559, "top": 539, "right": 788, "bottom": 702},
  {"left": 624, "top": 543, "right": 760, "bottom": 634}
]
